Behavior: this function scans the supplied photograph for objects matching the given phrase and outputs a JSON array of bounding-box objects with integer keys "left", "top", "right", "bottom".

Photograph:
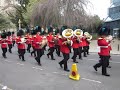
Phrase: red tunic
[
  {"left": 60, "top": 38, "right": 70, "bottom": 54},
  {"left": 47, "top": 34, "right": 55, "bottom": 48},
  {"left": 98, "top": 37, "right": 110, "bottom": 56},
  {"left": 34, "top": 34, "right": 43, "bottom": 49},
  {"left": 12, "top": 34, "right": 16, "bottom": 41},
  {"left": 31, "top": 36, "right": 36, "bottom": 48},
  {"left": 16, "top": 37, "right": 26, "bottom": 49},
  {"left": 0, "top": 39, "right": 7, "bottom": 48},
  {"left": 82, "top": 37, "right": 87, "bottom": 47},
  {"left": 79, "top": 38, "right": 83, "bottom": 47},
  {"left": 7, "top": 36, "right": 12, "bottom": 45},
  {"left": 72, "top": 37, "right": 79, "bottom": 48},
  {"left": 26, "top": 35, "right": 32, "bottom": 45}
]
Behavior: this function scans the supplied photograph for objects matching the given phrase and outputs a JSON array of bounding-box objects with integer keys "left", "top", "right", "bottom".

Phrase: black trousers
[
  {"left": 8, "top": 44, "right": 12, "bottom": 53},
  {"left": 72, "top": 48, "right": 79, "bottom": 62},
  {"left": 35, "top": 49, "right": 43, "bottom": 64},
  {"left": 19, "top": 49, "right": 25, "bottom": 60},
  {"left": 79, "top": 47, "right": 82, "bottom": 59},
  {"left": 59, "top": 53, "right": 69, "bottom": 70},
  {"left": 12, "top": 41, "right": 15, "bottom": 46},
  {"left": 47, "top": 47, "right": 55, "bottom": 59},
  {"left": 94, "top": 55, "right": 109, "bottom": 75},
  {"left": 27, "top": 44, "right": 31, "bottom": 53},
  {"left": 83, "top": 46, "right": 87, "bottom": 57},
  {"left": 31, "top": 47, "right": 36, "bottom": 57},
  {"left": 86, "top": 46, "right": 89, "bottom": 55},
  {"left": 55, "top": 45, "right": 61, "bottom": 56},
  {"left": 2, "top": 48, "right": 7, "bottom": 57}
]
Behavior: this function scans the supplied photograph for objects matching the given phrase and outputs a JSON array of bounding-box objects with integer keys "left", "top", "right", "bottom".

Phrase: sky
[{"left": 89, "top": 0, "right": 111, "bottom": 20}]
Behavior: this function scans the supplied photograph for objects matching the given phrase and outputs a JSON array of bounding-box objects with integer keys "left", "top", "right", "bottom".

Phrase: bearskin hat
[
  {"left": 1, "top": 32, "right": 7, "bottom": 39},
  {"left": 98, "top": 27, "right": 110, "bottom": 36},
  {"left": 47, "top": 26, "right": 53, "bottom": 34},
  {"left": 31, "top": 30, "right": 36, "bottom": 35},
  {"left": 17, "top": 30, "right": 24, "bottom": 36},
  {"left": 60, "top": 26, "right": 68, "bottom": 35},
  {"left": 35, "top": 26, "right": 41, "bottom": 33},
  {"left": 7, "top": 31, "right": 11, "bottom": 36},
  {"left": 12, "top": 31, "right": 15, "bottom": 34}
]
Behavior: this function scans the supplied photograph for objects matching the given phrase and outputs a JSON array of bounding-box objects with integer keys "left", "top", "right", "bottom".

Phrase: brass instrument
[
  {"left": 73, "top": 29, "right": 83, "bottom": 42},
  {"left": 21, "top": 37, "right": 26, "bottom": 43},
  {"left": 84, "top": 32, "right": 92, "bottom": 41},
  {"left": 62, "top": 29, "right": 73, "bottom": 45}
]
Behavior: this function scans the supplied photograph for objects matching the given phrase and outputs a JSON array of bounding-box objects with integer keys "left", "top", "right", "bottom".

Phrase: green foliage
[
  {"left": 7, "top": 0, "right": 30, "bottom": 29},
  {"left": 0, "top": 14, "right": 11, "bottom": 30}
]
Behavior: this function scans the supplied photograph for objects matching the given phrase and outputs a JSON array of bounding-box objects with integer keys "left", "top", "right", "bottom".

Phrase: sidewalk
[{"left": 89, "top": 40, "right": 120, "bottom": 55}]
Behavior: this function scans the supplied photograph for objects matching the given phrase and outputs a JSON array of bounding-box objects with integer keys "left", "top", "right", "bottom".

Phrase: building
[{"left": 105, "top": 0, "right": 120, "bottom": 38}]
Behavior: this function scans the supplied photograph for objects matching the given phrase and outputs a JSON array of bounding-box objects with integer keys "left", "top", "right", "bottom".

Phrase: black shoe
[
  {"left": 19, "top": 55, "right": 21, "bottom": 59},
  {"left": 4, "top": 56, "right": 7, "bottom": 58},
  {"left": 64, "top": 69, "right": 70, "bottom": 72},
  {"left": 102, "top": 74, "right": 110, "bottom": 77},
  {"left": 22, "top": 59, "right": 25, "bottom": 61},
  {"left": 47, "top": 54, "right": 49, "bottom": 58},
  {"left": 58, "top": 55, "right": 61, "bottom": 57},
  {"left": 73, "top": 61, "right": 78, "bottom": 63},
  {"left": 79, "top": 58, "right": 83, "bottom": 60},
  {"left": 38, "top": 63, "right": 42, "bottom": 66},
  {"left": 51, "top": 58, "right": 55, "bottom": 60},
  {"left": 31, "top": 52, "right": 32, "bottom": 56},
  {"left": 93, "top": 66, "right": 97, "bottom": 71},
  {"left": 59, "top": 63, "right": 63, "bottom": 68},
  {"left": 107, "top": 66, "right": 111, "bottom": 68}
]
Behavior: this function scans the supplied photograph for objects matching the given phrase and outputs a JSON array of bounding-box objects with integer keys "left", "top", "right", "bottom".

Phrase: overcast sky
[{"left": 89, "top": 0, "right": 111, "bottom": 19}]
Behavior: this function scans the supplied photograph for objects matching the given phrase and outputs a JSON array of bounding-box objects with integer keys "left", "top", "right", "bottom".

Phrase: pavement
[
  {"left": 89, "top": 39, "right": 120, "bottom": 55},
  {"left": 0, "top": 45, "right": 120, "bottom": 90}
]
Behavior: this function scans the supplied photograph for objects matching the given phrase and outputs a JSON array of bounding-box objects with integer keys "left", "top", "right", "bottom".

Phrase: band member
[
  {"left": 12, "top": 31, "right": 16, "bottom": 46},
  {"left": 47, "top": 27, "right": 55, "bottom": 60},
  {"left": 16, "top": 30, "right": 26, "bottom": 61},
  {"left": 7, "top": 31, "right": 13, "bottom": 53},
  {"left": 25, "top": 31, "right": 32, "bottom": 53},
  {"left": 78, "top": 37, "right": 83, "bottom": 60},
  {"left": 59, "top": 29, "right": 73, "bottom": 72},
  {"left": 82, "top": 34, "right": 87, "bottom": 57},
  {"left": 31, "top": 30, "right": 37, "bottom": 57},
  {"left": 54, "top": 30, "right": 61, "bottom": 57},
  {"left": 34, "top": 26, "right": 43, "bottom": 66},
  {"left": 71, "top": 35, "right": 79, "bottom": 63},
  {"left": 93, "top": 27, "right": 110, "bottom": 76},
  {"left": 0, "top": 32, "right": 7, "bottom": 58},
  {"left": 84, "top": 32, "right": 92, "bottom": 55}
]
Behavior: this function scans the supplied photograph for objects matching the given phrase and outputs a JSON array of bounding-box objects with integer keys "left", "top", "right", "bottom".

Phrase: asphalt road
[{"left": 0, "top": 46, "right": 120, "bottom": 90}]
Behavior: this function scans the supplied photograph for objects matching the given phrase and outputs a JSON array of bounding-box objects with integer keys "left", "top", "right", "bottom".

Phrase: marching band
[{"left": 0, "top": 26, "right": 112, "bottom": 76}]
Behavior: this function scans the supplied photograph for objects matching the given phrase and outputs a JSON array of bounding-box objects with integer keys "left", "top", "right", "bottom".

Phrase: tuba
[
  {"left": 74, "top": 29, "right": 83, "bottom": 37},
  {"left": 62, "top": 29, "right": 73, "bottom": 45},
  {"left": 84, "top": 32, "right": 92, "bottom": 41}
]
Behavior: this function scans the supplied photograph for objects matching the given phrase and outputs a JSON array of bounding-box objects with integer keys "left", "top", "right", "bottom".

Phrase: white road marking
[
  {"left": 32, "top": 67, "right": 43, "bottom": 70},
  {"left": 53, "top": 72, "right": 59, "bottom": 74},
  {"left": 4, "top": 60, "right": 12, "bottom": 63},
  {"left": 16, "top": 63, "right": 24, "bottom": 66},
  {"left": 110, "top": 61, "right": 120, "bottom": 64},
  {"left": 81, "top": 78, "right": 102, "bottom": 84},
  {"left": 0, "top": 83, "right": 13, "bottom": 90}
]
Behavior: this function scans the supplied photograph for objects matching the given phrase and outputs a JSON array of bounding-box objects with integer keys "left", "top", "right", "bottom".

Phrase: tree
[
  {"left": 0, "top": 14, "right": 11, "bottom": 31},
  {"left": 7, "top": 0, "right": 30, "bottom": 29},
  {"left": 31, "top": 0, "right": 90, "bottom": 27}
]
